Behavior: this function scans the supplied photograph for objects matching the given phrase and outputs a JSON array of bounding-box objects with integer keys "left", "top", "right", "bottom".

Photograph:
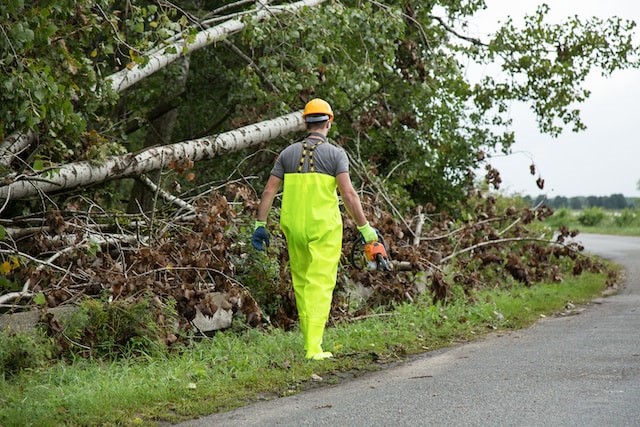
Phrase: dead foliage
[
  {"left": 338, "top": 190, "right": 607, "bottom": 320},
  {"left": 0, "top": 183, "right": 609, "bottom": 354}
]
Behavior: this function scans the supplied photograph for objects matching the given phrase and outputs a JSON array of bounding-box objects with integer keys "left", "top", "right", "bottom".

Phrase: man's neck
[{"left": 308, "top": 131, "right": 327, "bottom": 139}]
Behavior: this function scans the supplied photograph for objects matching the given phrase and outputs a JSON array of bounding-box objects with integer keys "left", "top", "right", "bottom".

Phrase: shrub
[
  {"left": 577, "top": 207, "right": 606, "bottom": 227},
  {"left": 613, "top": 208, "right": 637, "bottom": 227},
  {"left": 234, "top": 247, "right": 289, "bottom": 324}
]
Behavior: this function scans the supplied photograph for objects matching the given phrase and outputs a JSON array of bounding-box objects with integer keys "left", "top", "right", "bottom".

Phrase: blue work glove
[
  {"left": 357, "top": 222, "right": 378, "bottom": 243},
  {"left": 251, "top": 220, "right": 270, "bottom": 251}
]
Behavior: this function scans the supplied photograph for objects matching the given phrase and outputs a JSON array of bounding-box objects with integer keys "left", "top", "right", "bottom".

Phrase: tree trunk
[
  {"left": 0, "top": 112, "right": 305, "bottom": 201},
  {"left": 0, "top": 131, "right": 35, "bottom": 167},
  {"left": 106, "top": 0, "right": 328, "bottom": 93}
]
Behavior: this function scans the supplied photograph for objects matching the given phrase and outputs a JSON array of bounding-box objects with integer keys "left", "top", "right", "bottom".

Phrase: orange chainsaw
[{"left": 350, "top": 230, "right": 393, "bottom": 272}]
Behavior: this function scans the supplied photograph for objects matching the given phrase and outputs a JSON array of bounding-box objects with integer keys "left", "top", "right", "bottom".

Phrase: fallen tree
[{"left": 0, "top": 112, "right": 304, "bottom": 202}]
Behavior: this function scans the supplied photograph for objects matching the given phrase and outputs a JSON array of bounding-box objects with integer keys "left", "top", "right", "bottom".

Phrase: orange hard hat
[{"left": 302, "top": 98, "right": 334, "bottom": 123}]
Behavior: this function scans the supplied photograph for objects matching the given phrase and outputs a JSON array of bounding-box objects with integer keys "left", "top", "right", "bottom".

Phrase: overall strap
[{"left": 297, "top": 134, "right": 326, "bottom": 173}]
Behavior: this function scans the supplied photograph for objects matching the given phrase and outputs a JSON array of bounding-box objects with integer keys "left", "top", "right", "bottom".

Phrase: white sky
[{"left": 467, "top": 0, "right": 640, "bottom": 198}]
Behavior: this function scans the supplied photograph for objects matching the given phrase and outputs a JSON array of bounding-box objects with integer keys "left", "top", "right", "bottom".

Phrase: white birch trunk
[
  {"left": 0, "top": 112, "right": 304, "bottom": 201},
  {"left": 0, "top": 131, "right": 35, "bottom": 166},
  {"left": 106, "top": 0, "right": 328, "bottom": 93}
]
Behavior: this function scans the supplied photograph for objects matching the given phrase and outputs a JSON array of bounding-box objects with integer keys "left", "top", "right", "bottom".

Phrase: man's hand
[
  {"left": 251, "top": 221, "right": 270, "bottom": 251},
  {"left": 357, "top": 222, "right": 378, "bottom": 243}
]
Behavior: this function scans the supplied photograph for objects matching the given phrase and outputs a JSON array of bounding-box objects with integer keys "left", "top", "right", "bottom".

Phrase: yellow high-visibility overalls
[{"left": 280, "top": 139, "right": 342, "bottom": 359}]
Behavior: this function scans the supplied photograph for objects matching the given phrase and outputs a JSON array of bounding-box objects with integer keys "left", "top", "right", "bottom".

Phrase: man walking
[{"left": 252, "top": 98, "right": 378, "bottom": 360}]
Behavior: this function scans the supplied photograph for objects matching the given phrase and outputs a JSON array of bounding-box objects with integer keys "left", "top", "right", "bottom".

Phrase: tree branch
[
  {"left": 428, "top": 15, "right": 488, "bottom": 47},
  {"left": 222, "top": 39, "right": 281, "bottom": 93},
  {"left": 139, "top": 174, "right": 196, "bottom": 213},
  {"left": 0, "top": 233, "right": 145, "bottom": 306},
  {"left": 440, "top": 237, "right": 581, "bottom": 264},
  {"left": 413, "top": 206, "right": 424, "bottom": 246},
  {"left": 106, "top": 0, "right": 329, "bottom": 93},
  {"left": 0, "top": 131, "right": 35, "bottom": 167}
]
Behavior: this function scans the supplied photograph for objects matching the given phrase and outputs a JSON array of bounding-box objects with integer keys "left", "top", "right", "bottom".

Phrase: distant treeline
[{"left": 523, "top": 194, "right": 638, "bottom": 210}]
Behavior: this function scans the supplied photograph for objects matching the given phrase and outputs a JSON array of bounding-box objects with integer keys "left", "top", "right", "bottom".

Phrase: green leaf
[
  {"left": 0, "top": 277, "right": 18, "bottom": 291},
  {"left": 34, "top": 293, "right": 46, "bottom": 306},
  {"left": 87, "top": 239, "right": 102, "bottom": 257}
]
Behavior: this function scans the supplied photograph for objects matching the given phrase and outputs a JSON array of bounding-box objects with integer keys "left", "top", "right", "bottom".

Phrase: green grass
[
  {"left": 573, "top": 225, "right": 640, "bottom": 236},
  {"left": 482, "top": 272, "right": 607, "bottom": 328},
  {"left": 546, "top": 207, "right": 640, "bottom": 236},
  {"left": 0, "top": 272, "right": 612, "bottom": 426}
]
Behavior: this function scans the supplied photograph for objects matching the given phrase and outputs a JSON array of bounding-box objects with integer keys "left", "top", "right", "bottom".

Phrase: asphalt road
[{"left": 177, "top": 233, "right": 640, "bottom": 427}]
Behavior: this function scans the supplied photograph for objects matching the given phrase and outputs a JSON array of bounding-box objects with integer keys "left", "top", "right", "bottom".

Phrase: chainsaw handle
[{"left": 349, "top": 229, "right": 391, "bottom": 271}]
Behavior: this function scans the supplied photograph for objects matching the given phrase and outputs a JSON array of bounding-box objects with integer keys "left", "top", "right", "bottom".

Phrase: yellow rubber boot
[{"left": 305, "top": 320, "right": 333, "bottom": 360}]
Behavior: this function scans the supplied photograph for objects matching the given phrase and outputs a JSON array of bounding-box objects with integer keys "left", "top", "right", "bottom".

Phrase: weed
[
  {"left": 0, "top": 328, "right": 54, "bottom": 379},
  {"left": 234, "top": 249, "right": 286, "bottom": 322},
  {"left": 51, "top": 295, "right": 178, "bottom": 360}
]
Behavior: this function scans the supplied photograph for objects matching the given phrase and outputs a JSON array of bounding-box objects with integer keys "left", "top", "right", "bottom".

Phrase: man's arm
[
  {"left": 256, "top": 174, "right": 282, "bottom": 222},
  {"left": 336, "top": 172, "right": 368, "bottom": 226}
]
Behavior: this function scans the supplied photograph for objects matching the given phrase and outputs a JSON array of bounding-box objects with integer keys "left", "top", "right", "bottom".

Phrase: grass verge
[
  {"left": 545, "top": 207, "right": 640, "bottom": 236},
  {"left": 0, "top": 271, "right": 613, "bottom": 426},
  {"left": 571, "top": 226, "right": 640, "bottom": 236}
]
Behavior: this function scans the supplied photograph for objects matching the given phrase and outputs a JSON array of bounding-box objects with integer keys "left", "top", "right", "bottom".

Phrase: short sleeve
[
  {"left": 334, "top": 146, "right": 349, "bottom": 176},
  {"left": 270, "top": 153, "right": 285, "bottom": 179}
]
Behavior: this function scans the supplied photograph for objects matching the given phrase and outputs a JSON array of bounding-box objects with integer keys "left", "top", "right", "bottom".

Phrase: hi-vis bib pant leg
[{"left": 280, "top": 173, "right": 342, "bottom": 360}]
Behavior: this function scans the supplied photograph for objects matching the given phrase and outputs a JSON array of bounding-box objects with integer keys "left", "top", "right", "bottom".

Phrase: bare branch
[
  {"left": 428, "top": 15, "right": 488, "bottom": 46},
  {"left": 440, "top": 237, "right": 580, "bottom": 264},
  {"left": 207, "top": 0, "right": 257, "bottom": 18},
  {"left": 0, "top": 232, "right": 146, "bottom": 306},
  {"left": 347, "top": 149, "right": 414, "bottom": 236},
  {"left": 139, "top": 174, "right": 196, "bottom": 213}
]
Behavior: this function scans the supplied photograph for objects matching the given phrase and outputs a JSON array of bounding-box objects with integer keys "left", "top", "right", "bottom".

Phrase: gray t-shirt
[{"left": 271, "top": 135, "right": 349, "bottom": 178}]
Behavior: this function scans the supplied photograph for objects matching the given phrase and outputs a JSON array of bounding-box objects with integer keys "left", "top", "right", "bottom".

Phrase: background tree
[
  {"left": 569, "top": 197, "right": 583, "bottom": 210},
  {"left": 607, "top": 193, "right": 627, "bottom": 210},
  {"left": 552, "top": 195, "right": 568, "bottom": 208}
]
